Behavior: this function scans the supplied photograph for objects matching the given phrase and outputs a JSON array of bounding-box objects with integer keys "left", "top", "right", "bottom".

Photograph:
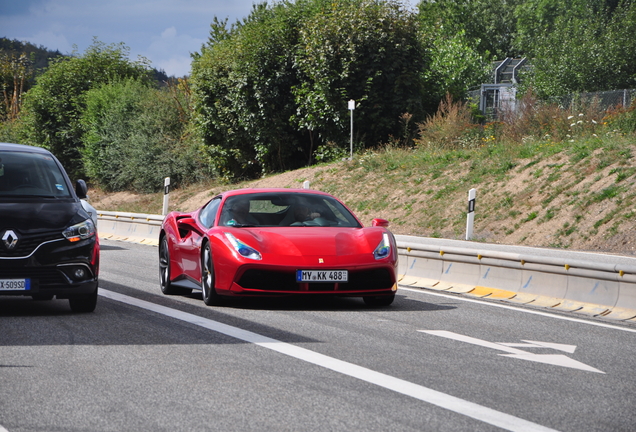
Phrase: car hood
[
  {"left": 0, "top": 200, "right": 87, "bottom": 232},
  {"left": 229, "top": 227, "right": 386, "bottom": 257}
]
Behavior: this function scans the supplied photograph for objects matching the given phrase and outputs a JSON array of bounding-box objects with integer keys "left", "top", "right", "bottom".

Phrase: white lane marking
[
  {"left": 521, "top": 341, "right": 577, "bottom": 354},
  {"left": 399, "top": 286, "right": 636, "bottom": 334},
  {"left": 419, "top": 331, "right": 604, "bottom": 374},
  {"left": 99, "top": 289, "right": 558, "bottom": 432}
]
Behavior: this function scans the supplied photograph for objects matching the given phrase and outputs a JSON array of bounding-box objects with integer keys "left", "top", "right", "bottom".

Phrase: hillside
[{"left": 88, "top": 140, "right": 636, "bottom": 257}]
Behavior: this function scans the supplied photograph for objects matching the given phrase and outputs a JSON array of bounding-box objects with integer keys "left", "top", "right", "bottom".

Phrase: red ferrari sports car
[{"left": 159, "top": 188, "right": 398, "bottom": 306}]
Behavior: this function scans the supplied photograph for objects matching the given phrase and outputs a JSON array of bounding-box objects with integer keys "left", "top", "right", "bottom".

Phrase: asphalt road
[{"left": 1, "top": 239, "right": 635, "bottom": 432}]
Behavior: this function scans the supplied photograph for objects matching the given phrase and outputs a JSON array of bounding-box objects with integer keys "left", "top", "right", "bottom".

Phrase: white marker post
[
  {"left": 348, "top": 99, "right": 355, "bottom": 160},
  {"left": 302, "top": 180, "right": 310, "bottom": 189},
  {"left": 466, "top": 188, "right": 476, "bottom": 240},
  {"left": 162, "top": 177, "right": 170, "bottom": 216}
]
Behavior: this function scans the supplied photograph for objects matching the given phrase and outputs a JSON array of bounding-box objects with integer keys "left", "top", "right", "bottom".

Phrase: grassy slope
[{"left": 89, "top": 134, "right": 636, "bottom": 256}]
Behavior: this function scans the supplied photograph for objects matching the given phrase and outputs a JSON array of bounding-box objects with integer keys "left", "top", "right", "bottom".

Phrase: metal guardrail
[
  {"left": 396, "top": 239, "right": 636, "bottom": 321},
  {"left": 96, "top": 211, "right": 636, "bottom": 321}
]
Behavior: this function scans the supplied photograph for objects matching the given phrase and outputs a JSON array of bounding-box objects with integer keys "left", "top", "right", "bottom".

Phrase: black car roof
[{"left": 0, "top": 142, "right": 52, "bottom": 155}]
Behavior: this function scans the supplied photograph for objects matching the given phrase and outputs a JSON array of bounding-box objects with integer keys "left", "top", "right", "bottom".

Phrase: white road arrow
[
  {"left": 419, "top": 330, "right": 604, "bottom": 374},
  {"left": 499, "top": 340, "right": 577, "bottom": 354}
]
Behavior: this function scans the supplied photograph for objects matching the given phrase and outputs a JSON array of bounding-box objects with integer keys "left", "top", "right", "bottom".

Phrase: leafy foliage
[
  {"left": 81, "top": 78, "right": 205, "bottom": 192},
  {"left": 421, "top": 30, "right": 490, "bottom": 101},
  {"left": 293, "top": 0, "right": 426, "bottom": 147},
  {"left": 19, "top": 39, "right": 151, "bottom": 178},
  {"left": 418, "top": 0, "right": 525, "bottom": 59},
  {"left": 3, "top": 0, "right": 636, "bottom": 188},
  {"left": 191, "top": 2, "right": 306, "bottom": 179},
  {"left": 0, "top": 52, "right": 32, "bottom": 120},
  {"left": 191, "top": 0, "right": 427, "bottom": 180},
  {"left": 0, "top": 37, "right": 64, "bottom": 80},
  {"left": 516, "top": 0, "right": 636, "bottom": 97}
]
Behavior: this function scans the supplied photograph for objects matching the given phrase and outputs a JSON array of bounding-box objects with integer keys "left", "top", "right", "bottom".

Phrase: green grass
[{"left": 91, "top": 98, "right": 636, "bottom": 252}]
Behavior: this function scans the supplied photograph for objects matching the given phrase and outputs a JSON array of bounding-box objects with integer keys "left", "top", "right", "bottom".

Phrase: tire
[
  {"left": 201, "top": 242, "right": 222, "bottom": 306},
  {"left": 69, "top": 287, "right": 98, "bottom": 313},
  {"left": 159, "top": 236, "right": 192, "bottom": 296},
  {"left": 363, "top": 293, "right": 395, "bottom": 307}
]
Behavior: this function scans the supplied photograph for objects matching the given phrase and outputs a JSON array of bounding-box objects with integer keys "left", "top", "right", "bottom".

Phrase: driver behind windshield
[
  {"left": 293, "top": 204, "right": 321, "bottom": 223},
  {"left": 222, "top": 197, "right": 259, "bottom": 226}
]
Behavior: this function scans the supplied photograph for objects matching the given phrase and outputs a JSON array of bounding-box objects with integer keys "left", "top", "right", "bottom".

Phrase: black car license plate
[{"left": 0, "top": 279, "right": 31, "bottom": 291}]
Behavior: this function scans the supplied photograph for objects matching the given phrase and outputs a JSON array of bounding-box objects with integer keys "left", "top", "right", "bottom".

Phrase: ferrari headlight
[
  {"left": 63, "top": 219, "right": 96, "bottom": 243},
  {"left": 373, "top": 233, "right": 391, "bottom": 260},
  {"left": 225, "top": 233, "right": 262, "bottom": 260}
]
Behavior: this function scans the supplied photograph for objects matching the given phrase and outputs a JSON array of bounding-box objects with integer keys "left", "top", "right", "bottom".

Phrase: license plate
[
  {"left": 0, "top": 279, "right": 30, "bottom": 291},
  {"left": 296, "top": 270, "right": 348, "bottom": 283}
]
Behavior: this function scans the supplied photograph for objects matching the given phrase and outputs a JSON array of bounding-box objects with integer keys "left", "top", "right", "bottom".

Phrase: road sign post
[
  {"left": 466, "top": 188, "right": 476, "bottom": 240},
  {"left": 348, "top": 100, "right": 355, "bottom": 160},
  {"left": 162, "top": 177, "right": 170, "bottom": 216}
]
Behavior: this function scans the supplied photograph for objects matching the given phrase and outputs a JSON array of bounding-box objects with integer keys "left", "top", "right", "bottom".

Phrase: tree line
[{"left": 1, "top": 0, "right": 635, "bottom": 192}]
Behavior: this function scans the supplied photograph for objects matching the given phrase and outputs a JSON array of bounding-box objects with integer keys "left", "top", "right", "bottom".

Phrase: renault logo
[{"left": 2, "top": 230, "right": 19, "bottom": 250}]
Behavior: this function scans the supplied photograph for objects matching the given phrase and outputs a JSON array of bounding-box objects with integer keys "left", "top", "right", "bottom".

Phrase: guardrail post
[
  {"left": 162, "top": 177, "right": 170, "bottom": 216},
  {"left": 466, "top": 188, "right": 476, "bottom": 240}
]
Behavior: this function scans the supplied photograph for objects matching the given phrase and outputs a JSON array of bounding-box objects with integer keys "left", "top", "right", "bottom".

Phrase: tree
[
  {"left": 418, "top": 0, "right": 524, "bottom": 60},
  {"left": 421, "top": 30, "right": 490, "bottom": 102},
  {"left": 20, "top": 39, "right": 151, "bottom": 178},
  {"left": 81, "top": 78, "right": 204, "bottom": 192},
  {"left": 0, "top": 37, "right": 64, "bottom": 81},
  {"left": 293, "top": 0, "right": 426, "bottom": 148},
  {"left": 517, "top": 0, "right": 636, "bottom": 97},
  {"left": 191, "top": 0, "right": 427, "bottom": 180},
  {"left": 191, "top": 1, "right": 318, "bottom": 179},
  {"left": 0, "top": 52, "right": 32, "bottom": 120}
]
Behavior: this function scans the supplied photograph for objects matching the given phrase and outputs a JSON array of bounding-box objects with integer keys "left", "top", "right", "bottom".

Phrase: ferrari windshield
[
  {"left": 219, "top": 192, "right": 362, "bottom": 228},
  {"left": 0, "top": 150, "right": 72, "bottom": 198}
]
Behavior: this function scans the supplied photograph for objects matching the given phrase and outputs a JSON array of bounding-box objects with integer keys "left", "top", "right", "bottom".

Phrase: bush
[
  {"left": 604, "top": 103, "right": 636, "bottom": 135},
  {"left": 20, "top": 40, "right": 151, "bottom": 179},
  {"left": 414, "top": 94, "right": 483, "bottom": 149},
  {"left": 81, "top": 78, "right": 207, "bottom": 192},
  {"left": 0, "top": 118, "right": 22, "bottom": 143}
]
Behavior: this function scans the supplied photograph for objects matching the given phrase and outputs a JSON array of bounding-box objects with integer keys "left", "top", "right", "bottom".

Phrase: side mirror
[
  {"left": 372, "top": 218, "right": 389, "bottom": 228},
  {"left": 75, "top": 179, "right": 88, "bottom": 199}
]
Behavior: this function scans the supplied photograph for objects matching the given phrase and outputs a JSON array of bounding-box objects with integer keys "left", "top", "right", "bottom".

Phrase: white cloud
[
  {"left": 1, "top": 1, "right": 419, "bottom": 77},
  {"left": 144, "top": 26, "right": 205, "bottom": 76},
  {"left": 24, "top": 30, "right": 74, "bottom": 53},
  {"left": 155, "top": 55, "right": 193, "bottom": 78}
]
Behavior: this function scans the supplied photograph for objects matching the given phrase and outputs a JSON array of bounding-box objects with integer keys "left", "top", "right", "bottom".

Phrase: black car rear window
[{"left": 0, "top": 150, "right": 71, "bottom": 198}]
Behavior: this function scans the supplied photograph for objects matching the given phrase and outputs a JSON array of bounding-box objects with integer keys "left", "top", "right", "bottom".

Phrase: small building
[{"left": 469, "top": 58, "right": 527, "bottom": 120}]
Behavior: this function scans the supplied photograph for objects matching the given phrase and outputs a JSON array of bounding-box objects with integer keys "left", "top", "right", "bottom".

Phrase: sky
[{"left": 0, "top": 0, "right": 260, "bottom": 77}]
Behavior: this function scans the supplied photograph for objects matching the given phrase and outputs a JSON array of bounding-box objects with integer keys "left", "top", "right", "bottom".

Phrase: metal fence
[
  {"left": 468, "top": 88, "right": 636, "bottom": 121},
  {"left": 557, "top": 89, "right": 635, "bottom": 112}
]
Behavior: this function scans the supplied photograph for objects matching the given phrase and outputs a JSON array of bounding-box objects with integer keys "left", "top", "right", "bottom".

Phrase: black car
[{"left": 0, "top": 143, "right": 99, "bottom": 312}]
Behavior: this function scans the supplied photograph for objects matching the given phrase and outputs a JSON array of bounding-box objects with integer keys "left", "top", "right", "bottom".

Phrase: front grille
[
  {"left": 0, "top": 266, "right": 67, "bottom": 286},
  {"left": 238, "top": 268, "right": 394, "bottom": 292},
  {"left": 345, "top": 269, "right": 394, "bottom": 290},
  {"left": 238, "top": 270, "right": 297, "bottom": 291},
  {"left": 308, "top": 283, "right": 335, "bottom": 291},
  {"left": 0, "top": 229, "right": 64, "bottom": 258}
]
